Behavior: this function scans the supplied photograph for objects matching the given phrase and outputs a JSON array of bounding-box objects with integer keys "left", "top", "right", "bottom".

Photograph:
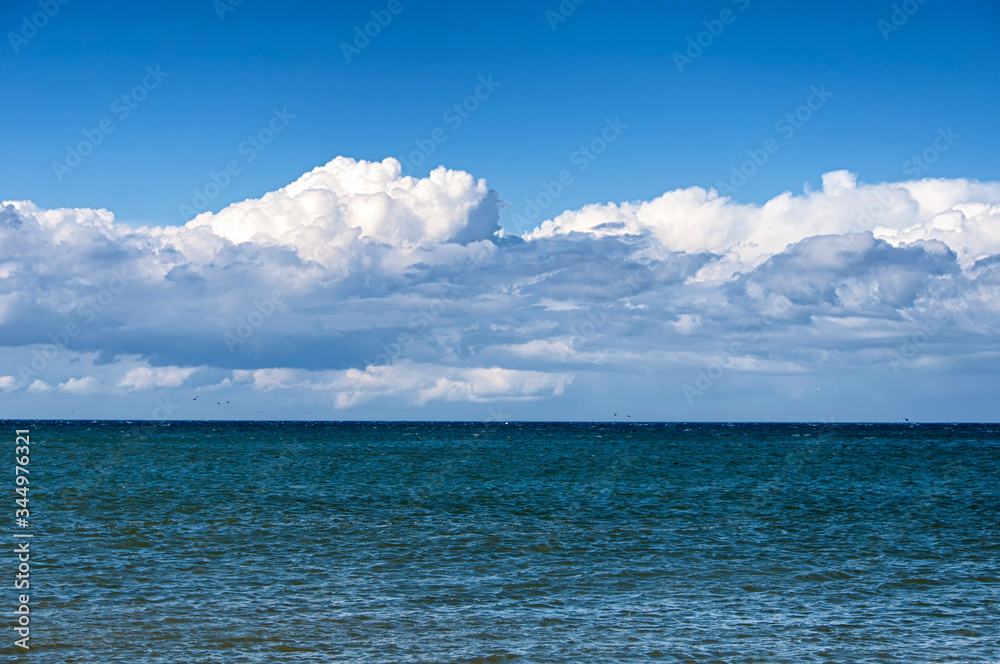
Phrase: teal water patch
[{"left": 5, "top": 421, "right": 999, "bottom": 663}]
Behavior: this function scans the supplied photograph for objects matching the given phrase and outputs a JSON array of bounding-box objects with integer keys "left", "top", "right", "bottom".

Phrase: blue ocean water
[{"left": 4, "top": 421, "right": 999, "bottom": 663}]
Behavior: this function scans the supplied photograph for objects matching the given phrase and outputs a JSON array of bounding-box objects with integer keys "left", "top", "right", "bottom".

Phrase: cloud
[
  {"left": 1, "top": 158, "right": 999, "bottom": 416},
  {"left": 234, "top": 362, "right": 572, "bottom": 408},
  {"left": 0, "top": 375, "right": 15, "bottom": 390},
  {"left": 738, "top": 232, "right": 956, "bottom": 310},
  {"left": 58, "top": 376, "right": 100, "bottom": 395},
  {"left": 118, "top": 366, "right": 197, "bottom": 391},
  {"left": 185, "top": 156, "right": 496, "bottom": 258},
  {"left": 524, "top": 170, "right": 1000, "bottom": 274}
]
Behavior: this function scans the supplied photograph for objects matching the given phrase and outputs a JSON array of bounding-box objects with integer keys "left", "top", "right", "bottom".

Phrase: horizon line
[{"left": 3, "top": 419, "right": 997, "bottom": 425}]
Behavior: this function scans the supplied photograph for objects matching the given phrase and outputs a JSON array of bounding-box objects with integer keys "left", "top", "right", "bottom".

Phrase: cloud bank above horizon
[{"left": 2, "top": 156, "right": 999, "bottom": 420}]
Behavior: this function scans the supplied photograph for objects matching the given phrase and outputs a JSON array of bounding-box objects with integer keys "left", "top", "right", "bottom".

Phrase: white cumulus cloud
[
  {"left": 58, "top": 376, "right": 100, "bottom": 395},
  {"left": 1, "top": 158, "right": 999, "bottom": 416},
  {"left": 234, "top": 362, "right": 572, "bottom": 408},
  {"left": 524, "top": 170, "right": 1000, "bottom": 275},
  {"left": 118, "top": 366, "right": 198, "bottom": 391}
]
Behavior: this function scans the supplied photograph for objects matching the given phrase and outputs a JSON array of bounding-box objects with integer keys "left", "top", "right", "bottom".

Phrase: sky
[{"left": 1, "top": 0, "right": 999, "bottom": 421}]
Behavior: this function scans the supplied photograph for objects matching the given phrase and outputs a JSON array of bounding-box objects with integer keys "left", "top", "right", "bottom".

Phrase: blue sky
[
  {"left": 1, "top": 0, "right": 999, "bottom": 421},
  {"left": 4, "top": 0, "right": 998, "bottom": 224}
]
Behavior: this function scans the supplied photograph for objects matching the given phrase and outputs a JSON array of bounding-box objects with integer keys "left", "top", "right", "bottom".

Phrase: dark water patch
[{"left": 5, "top": 421, "right": 999, "bottom": 663}]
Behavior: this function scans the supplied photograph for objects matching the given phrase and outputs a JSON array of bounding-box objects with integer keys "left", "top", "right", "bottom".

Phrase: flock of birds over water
[
  {"left": 189, "top": 394, "right": 365, "bottom": 418},
  {"left": 185, "top": 393, "right": 641, "bottom": 420},
  {"left": 181, "top": 396, "right": 912, "bottom": 422}
]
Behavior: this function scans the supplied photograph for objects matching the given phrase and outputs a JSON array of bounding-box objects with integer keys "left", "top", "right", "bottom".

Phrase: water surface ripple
[{"left": 7, "top": 421, "right": 999, "bottom": 663}]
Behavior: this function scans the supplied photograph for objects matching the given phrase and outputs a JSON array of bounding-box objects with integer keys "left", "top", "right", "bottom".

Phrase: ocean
[{"left": 4, "top": 421, "right": 999, "bottom": 663}]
